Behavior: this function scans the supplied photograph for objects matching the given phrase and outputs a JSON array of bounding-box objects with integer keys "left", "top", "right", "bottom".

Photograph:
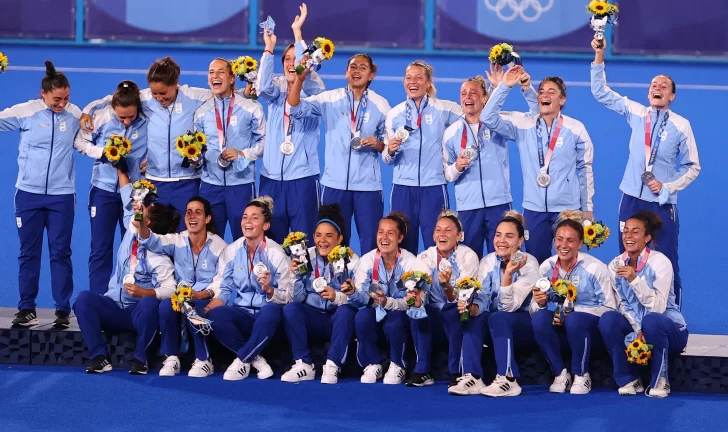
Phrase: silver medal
[
  {"left": 537, "top": 173, "right": 551, "bottom": 188},
  {"left": 439, "top": 259, "right": 452, "bottom": 273},
  {"left": 641, "top": 171, "right": 655, "bottom": 185},
  {"left": 535, "top": 277, "right": 551, "bottom": 292},
  {"left": 395, "top": 127, "right": 409, "bottom": 142},
  {"left": 313, "top": 277, "right": 328, "bottom": 293},
  {"left": 369, "top": 282, "right": 381, "bottom": 294},
  {"left": 350, "top": 136, "right": 362, "bottom": 150},
  {"left": 462, "top": 147, "right": 477, "bottom": 161},
  {"left": 280, "top": 141, "right": 294, "bottom": 155},
  {"left": 253, "top": 263, "right": 268, "bottom": 277},
  {"left": 511, "top": 251, "right": 524, "bottom": 265},
  {"left": 217, "top": 154, "right": 231, "bottom": 168},
  {"left": 123, "top": 274, "right": 135, "bottom": 285}
]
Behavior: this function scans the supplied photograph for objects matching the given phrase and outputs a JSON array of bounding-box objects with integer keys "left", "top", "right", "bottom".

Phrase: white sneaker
[
  {"left": 481, "top": 375, "right": 522, "bottom": 397},
  {"left": 570, "top": 373, "right": 592, "bottom": 395},
  {"left": 159, "top": 356, "right": 180, "bottom": 377},
  {"left": 321, "top": 360, "right": 339, "bottom": 385},
  {"left": 360, "top": 364, "right": 383, "bottom": 384},
  {"left": 383, "top": 363, "right": 406, "bottom": 385},
  {"left": 251, "top": 355, "right": 274, "bottom": 379},
  {"left": 188, "top": 359, "right": 214, "bottom": 378},
  {"left": 549, "top": 369, "right": 571, "bottom": 393},
  {"left": 618, "top": 378, "right": 644, "bottom": 396},
  {"left": 448, "top": 373, "right": 485, "bottom": 395},
  {"left": 646, "top": 377, "right": 671, "bottom": 398},
  {"left": 223, "top": 358, "right": 249, "bottom": 381},
  {"left": 281, "top": 360, "right": 315, "bottom": 383}
]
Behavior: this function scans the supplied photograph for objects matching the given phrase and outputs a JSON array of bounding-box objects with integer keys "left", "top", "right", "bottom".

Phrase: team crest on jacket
[
  {"left": 201, "top": 258, "right": 208, "bottom": 269},
  {"left": 363, "top": 113, "right": 370, "bottom": 123},
  {"left": 556, "top": 136, "right": 563, "bottom": 147},
  {"left": 175, "top": 104, "right": 183, "bottom": 114},
  {"left": 131, "top": 130, "right": 139, "bottom": 140},
  {"left": 661, "top": 130, "right": 668, "bottom": 141},
  {"left": 571, "top": 275, "right": 580, "bottom": 286},
  {"left": 424, "top": 114, "right": 433, "bottom": 124},
  {"left": 91, "top": 207, "right": 97, "bottom": 217},
  {"left": 59, "top": 121, "right": 67, "bottom": 132},
  {"left": 482, "top": 129, "right": 491, "bottom": 141},
  {"left": 230, "top": 115, "right": 238, "bottom": 126}
]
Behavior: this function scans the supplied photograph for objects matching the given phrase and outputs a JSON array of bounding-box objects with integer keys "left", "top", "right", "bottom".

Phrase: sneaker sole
[
  {"left": 281, "top": 374, "right": 315, "bottom": 383},
  {"left": 256, "top": 370, "right": 274, "bottom": 379},
  {"left": 129, "top": 370, "right": 148, "bottom": 375},
  {"left": 618, "top": 387, "right": 644, "bottom": 396},
  {"left": 12, "top": 319, "right": 40, "bottom": 328},
  {"left": 406, "top": 379, "right": 435, "bottom": 387},
  {"left": 189, "top": 372, "right": 213, "bottom": 378},
  {"left": 321, "top": 378, "right": 338, "bottom": 385},
  {"left": 482, "top": 387, "right": 522, "bottom": 397},
  {"left": 223, "top": 374, "right": 247, "bottom": 381},
  {"left": 159, "top": 370, "right": 180, "bottom": 377},
  {"left": 86, "top": 365, "right": 112, "bottom": 374}
]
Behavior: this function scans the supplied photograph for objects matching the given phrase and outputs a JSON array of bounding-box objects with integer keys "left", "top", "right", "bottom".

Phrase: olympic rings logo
[{"left": 484, "top": 0, "right": 554, "bottom": 22}]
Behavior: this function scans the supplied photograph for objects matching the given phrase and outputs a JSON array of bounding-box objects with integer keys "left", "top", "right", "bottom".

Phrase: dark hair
[
  {"left": 111, "top": 80, "right": 142, "bottom": 116},
  {"left": 348, "top": 53, "right": 378, "bottom": 74},
  {"left": 187, "top": 196, "right": 217, "bottom": 235},
  {"left": 627, "top": 211, "right": 663, "bottom": 246},
  {"left": 555, "top": 219, "right": 584, "bottom": 242},
  {"left": 499, "top": 210, "right": 526, "bottom": 239},
  {"left": 147, "top": 204, "right": 180, "bottom": 235},
  {"left": 407, "top": 60, "right": 436, "bottom": 98},
  {"left": 246, "top": 196, "right": 274, "bottom": 224},
  {"left": 42, "top": 61, "right": 69, "bottom": 93},
  {"left": 381, "top": 211, "right": 409, "bottom": 238},
  {"left": 281, "top": 44, "right": 296, "bottom": 66},
  {"left": 317, "top": 203, "right": 346, "bottom": 239},
  {"left": 654, "top": 74, "right": 677, "bottom": 94},
  {"left": 539, "top": 76, "right": 567, "bottom": 98},
  {"left": 147, "top": 57, "right": 181, "bottom": 86}
]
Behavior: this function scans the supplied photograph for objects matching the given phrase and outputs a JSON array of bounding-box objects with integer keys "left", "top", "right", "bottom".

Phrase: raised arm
[
  {"left": 590, "top": 38, "right": 642, "bottom": 120},
  {"left": 287, "top": 70, "right": 324, "bottom": 119},
  {"left": 257, "top": 27, "right": 281, "bottom": 102},
  {"left": 480, "top": 67, "right": 525, "bottom": 141}
]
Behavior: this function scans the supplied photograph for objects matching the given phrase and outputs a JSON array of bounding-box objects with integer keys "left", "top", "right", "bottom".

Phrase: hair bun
[
  {"left": 44, "top": 60, "right": 57, "bottom": 77},
  {"left": 252, "top": 195, "right": 274, "bottom": 214},
  {"left": 556, "top": 210, "right": 583, "bottom": 224},
  {"left": 503, "top": 209, "right": 525, "bottom": 227}
]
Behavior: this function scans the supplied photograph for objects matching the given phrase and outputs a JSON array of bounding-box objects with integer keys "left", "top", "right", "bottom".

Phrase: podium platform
[{"left": 1, "top": 308, "right": 726, "bottom": 393}]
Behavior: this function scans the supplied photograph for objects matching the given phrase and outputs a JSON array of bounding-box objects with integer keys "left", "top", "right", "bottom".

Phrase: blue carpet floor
[{"left": 1, "top": 365, "right": 726, "bottom": 431}]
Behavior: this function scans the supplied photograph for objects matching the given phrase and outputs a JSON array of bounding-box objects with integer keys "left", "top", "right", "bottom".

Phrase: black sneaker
[
  {"left": 86, "top": 355, "right": 112, "bottom": 374},
  {"left": 54, "top": 310, "right": 70, "bottom": 328},
  {"left": 448, "top": 373, "right": 462, "bottom": 388},
  {"left": 406, "top": 372, "right": 435, "bottom": 387},
  {"left": 12, "top": 309, "right": 38, "bottom": 328},
  {"left": 129, "top": 358, "right": 148, "bottom": 375}
]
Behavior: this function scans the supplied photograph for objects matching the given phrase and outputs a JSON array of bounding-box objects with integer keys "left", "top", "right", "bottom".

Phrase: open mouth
[
  {"left": 212, "top": 80, "right": 223, "bottom": 90},
  {"left": 652, "top": 93, "right": 663, "bottom": 100},
  {"left": 437, "top": 238, "right": 450, "bottom": 245},
  {"left": 317, "top": 242, "right": 330, "bottom": 252},
  {"left": 243, "top": 223, "right": 254, "bottom": 232},
  {"left": 625, "top": 240, "right": 636, "bottom": 247},
  {"left": 558, "top": 248, "right": 571, "bottom": 256},
  {"left": 495, "top": 244, "right": 510, "bottom": 253},
  {"left": 380, "top": 240, "right": 391, "bottom": 247},
  {"left": 189, "top": 220, "right": 199, "bottom": 228},
  {"left": 464, "top": 102, "right": 474, "bottom": 108},
  {"left": 407, "top": 85, "right": 419, "bottom": 93},
  {"left": 540, "top": 98, "right": 552, "bottom": 106}
]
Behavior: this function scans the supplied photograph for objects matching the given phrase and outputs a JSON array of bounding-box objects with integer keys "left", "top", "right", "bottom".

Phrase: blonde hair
[
  {"left": 437, "top": 209, "right": 463, "bottom": 232},
  {"left": 464, "top": 75, "right": 488, "bottom": 96},
  {"left": 407, "top": 60, "right": 436, "bottom": 98},
  {"left": 503, "top": 210, "right": 525, "bottom": 227},
  {"left": 556, "top": 210, "right": 584, "bottom": 225},
  {"left": 247, "top": 196, "right": 275, "bottom": 223}
]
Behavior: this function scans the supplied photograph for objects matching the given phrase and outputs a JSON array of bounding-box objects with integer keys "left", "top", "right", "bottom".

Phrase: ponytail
[
  {"left": 246, "top": 196, "right": 274, "bottom": 224},
  {"left": 554, "top": 210, "right": 584, "bottom": 242},
  {"left": 111, "top": 80, "right": 142, "bottom": 116},
  {"left": 500, "top": 210, "right": 526, "bottom": 239},
  {"left": 42, "top": 60, "right": 69, "bottom": 93}
]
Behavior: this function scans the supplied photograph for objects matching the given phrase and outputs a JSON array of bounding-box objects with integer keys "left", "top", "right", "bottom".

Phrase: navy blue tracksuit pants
[
  {"left": 208, "top": 304, "right": 283, "bottom": 363},
  {"left": 283, "top": 302, "right": 358, "bottom": 367},
  {"left": 260, "top": 175, "right": 319, "bottom": 245},
  {"left": 88, "top": 186, "right": 126, "bottom": 295},
  {"left": 488, "top": 311, "right": 537, "bottom": 377},
  {"left": 532, "top": 309, "right": 604, "bottom": 376},
  {"left": 460, "top": 203, "right": 512, "bottom": 258},
  {"left": 391, "top": 185, "right": 449, "bottom": 255},
  {"left": 523, "top": 210, "right": 560, "bottom": 265},
  {"left": 15, "top": 190, "right": 74, "bottom": 313},
  {"left": 159, "top": 298, "right": 211, "bottom": 361},
  {"left": 410, "top": 304, "right": 462, "bottom": 375},
  {"left": 619, "top": 194, "right": 682, "bottom": 307},
  {"left": 151, "top": 178, "right": 200, "bottom": 232},
  {"left": 355, "top": 308, "right": 409, "bottom": 368},
  {"left": 199, "top": 182, "right": 254, "bottom": 241},
  {"left": 73, "top": 291, "right": 160, "bottom": 364},
  {"left": 320, "top": 186, "right": 383, "bottom": 255}
]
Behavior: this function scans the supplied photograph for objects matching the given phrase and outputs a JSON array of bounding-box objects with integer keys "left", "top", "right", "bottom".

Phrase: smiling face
[
  {"left": 346, "top": 56, "right": 374, "bottom": 91},
  {"left": 241, "top": 205, "right": 270, "bottom": 241},
  {"left": 493, "top": 221, "right": 523, "bottom": 259},
  {"left": 538, "top": 80, "right": 566, "bottom": 117},
  {"left": 282, "top": 45, "right": 297, "bottom": 84},
  {"left": 377, "top": 219, "right": 403, "bottom": 254},
  {"left": 185, "top": 201, "right": 211, "bottom": 235},
  {"left": 554, "top": 225, "right": 582, "bottom": 264},
  {"left": 41, "top": 87, "right": 70, "bottom": 113},
  {"left": 404, "top": 65, "right": 429, "bottom": 101},
  {"left": 149, "top": 81, "right": 178, "bottom": 107},
  {"left": 314, "top": 222, "right": 343, "bottom": 257},
  {"left": 433, "top": 218, "right": 460, "bottom": 256},
  {"left": 460, "top": 81, "right": 487, "bottom": 117},
  {"left": 208, "top": 59, "right": 235, "bottom": 97},
  {"left": 622, "top": 218, "right": 651, "bottom": 255},
  {"left": 648, "top": 75, "right": 675, "bottom": 109},
  {"left": 114, "top": 105, "right": 138, "bottom": 128}
]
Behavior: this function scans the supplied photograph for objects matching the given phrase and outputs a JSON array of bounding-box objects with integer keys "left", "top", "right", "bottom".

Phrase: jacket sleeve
[
  {"left": 150, "top": 252, "right": 177, "bottom": 299},
  {"left": 238, "top": 102, "right": 267, "bottom": 165},
  {"left": 350, "top": 257, "right": 373, "bottom": 308},
  {"left": 574, "top": 123, "right": 595, "bottom": 212},
  {"left": 382, "top": 110, "right": 397, "bottom": 165},
  {"left": 480, "top": 83, "right": 518, "bottom": 141},
  {"left": 0, "top": 105, "right": 24, "bottom": 132},
  {"left": 211, "top": 245, "right": 236, "bottom": 303},
  {"left": 182, "top": 86, "right": 214, "bottom": 110},
  {"left": 477, "top": 260, "right": 494, "bottom": 313},
  {"left": 499, "top": 255, "right": 540, "bottom": 313},
  {"left": 661, "top": 122, "right": 700, "bottom": 201},
  {"left": 292, "top": 277, "right": 310, "bottom": 304},
  {"left": 297, "top": 40, "right": 326, "bottom": 97},
  {"left": 629, "top": 256, "right": 672, "bottom": 315},
  {"left": 120, "top": 184, "right": 135, "bottom": 229},
  {"left": 82, "top": 95, "right": 113, "bottom": 115},
  {"left": 266, "top": 250, "right": 294, "bottom": 305},
  {"left": 590, "top": 62, "right": 642, "bottom": 123},
  {"left": 256, "top": 52, "right": 281, "bottom": 102},
  {"left": 289, "top": 93, "right": 324, "bottom": 119},
  {"left": 72, "top": 118, "right": 104, "bottom": 159},
  {"left": 137, "top": 232, "right": 179, "bottom": 258},
  {"left": 443, "top": 100, "right": 465, "bottom": 127},
  {"left": 443, "top": 126, "right": 464, "bottom": 182},
  {"left": 522, "top": 85, "right": 539, "bottom": 115},
  {"left": 575, "top": 263, "right": 618, "bottom": 317}
]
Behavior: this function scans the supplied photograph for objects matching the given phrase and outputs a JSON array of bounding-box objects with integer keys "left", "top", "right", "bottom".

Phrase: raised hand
[
  {"left": 502, "top": 66, "right": 524, "bottom": 88},
  {"left": 485, "top": 63, "right": 504, "bottom": 88},
  {"left": 291, "top": 3, "right": 308, "bottom": 41}
]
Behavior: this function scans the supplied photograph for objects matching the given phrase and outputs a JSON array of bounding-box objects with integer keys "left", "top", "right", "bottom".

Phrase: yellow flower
[
  {"left": 0, "top": 52, "right": 8, "bottom": 73},
  {"left": 319, "top": 39, "right": 335, "bottom": 60},
  {"left": 630, "top": 340, "right": 643, "bottom": 350},
  {"left": 171, "top": 295, "right": 180, "bottom": 312},
  {"left": 194, "top": 131, "right": 207, "bottom": 145},
  {"left": 178, "top": 287, "right": 192, "bottom": 299},
  {"left": 105, "top": 145, "right": 120, "bottom": 161},
  {"left": 244, "top": 56, "right": 258, "bottom": 71},
  {"left": 587, "top": 0, "right": 617, "bottom": 15},
  {"left": 636, "top": 351, "right": 651, "bottom": 365},
  {"left": 455, "top": 277, "right": 482, "bottom": 291},
  {"left": 489, "top": 46, "right": 503, "bottom": 62},
  {"left": 566, "top": 286, "right": 577, "bottom": 302},
  {"left": 584, "top": 225, "right": 597, "bottom": 241},
  {"left": 120, "top": 138, "right": 131, "bottom": 152},
  {"left": 185, "top": 145, "right": 200, "bottom": 159}
]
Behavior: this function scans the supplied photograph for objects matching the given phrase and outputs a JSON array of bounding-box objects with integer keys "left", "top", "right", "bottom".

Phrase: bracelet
[
  {"left": 264, "top": 49, "right": 273, "bottom": 55},
  {"left": 207, "top": 289, "right": 214, "bottom": 299}
]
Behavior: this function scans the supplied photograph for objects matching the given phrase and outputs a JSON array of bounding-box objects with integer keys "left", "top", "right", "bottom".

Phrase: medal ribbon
[
  {"left": 621, "top": 247, "right": 651, "bottom": 273},
  {"left": 551, "top": 256, "right": 578, "bottom": 284},
  {"left": 283, "top": 89, "right": 293, "bottom": 144},
  {"left": 347, "top": 89, "right": 368, "bottom": 139},
  {"left": 406, "top": 98, "right": 429, "bottom": 130},
  {"left": 215, "top": 95, "right": 235, "bottom": 150},
  {"left": 129, "top": 237, "right": 140, "bottom": 275},
  {"left": 372, "top": 249, "right": 401, "bottom": 288},
  {"left": 644, "top": 111, "right": 670, "bottom": 172},
  {"left": 536, "top": 115, "right": 564, "bottom": 172},
  {"left": 247, "top": 237, "right": 267, "bottom": 272},
  {"left": 460, "top": 120, "right": 483, "bottom": 150}
]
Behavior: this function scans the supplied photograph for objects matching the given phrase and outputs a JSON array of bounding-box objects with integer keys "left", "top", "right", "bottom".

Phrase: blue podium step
[{"left": 1, "top": 308, "right": 726, "bottom": 393}]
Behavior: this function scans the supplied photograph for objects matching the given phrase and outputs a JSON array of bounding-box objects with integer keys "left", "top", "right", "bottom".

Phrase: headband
[{"left": 317, "top": 218, "right": 342, "bottom": 234}]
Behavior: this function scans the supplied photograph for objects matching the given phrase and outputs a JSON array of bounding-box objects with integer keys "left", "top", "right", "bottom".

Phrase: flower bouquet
[
  {"left": 625, "top": 333, "right": 653, "bottom": 365},
  {"left": 328, "top": 245, "right": 354, "bottom": 275},
  {"left": 283, "top": 232, "right": 312, "bottom": 276},
  {"left": 172, "top": 281, "right": 213, "bottom": 336},
  {"left": 103, "top": 134, "right": 132, "bottom": 172},
  {"left": 488, "top": 43, "right": 522, "bottom": 67},
  {"left": 131, "top": 179, "right": 157, "bottom": 222},
  {"left": 0, "top": 52, "right": 8, "bottom": 74},
  {"left": 401, "top": 271, "right": 433, "bottom": 306},
  {"left": 296, "top": 37, "right": 335, "bottom": 74},
  {"left": 583, "top": 219, "right": 610, "bottom": 250},
  {"left": 586, "top": 1, "right": 619, "bottom": 48},
  {"left": 176, "top": 130, "right": 207, "bottom": 169},
  {"left": 232, "top": 55, "right": 259, "bottom": 100},
  {"left": 454, "top": 277, "right": 482, "bottom": 322},
  {"left": 550, "top": 278, "right": 577, "bottom": 326}
]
